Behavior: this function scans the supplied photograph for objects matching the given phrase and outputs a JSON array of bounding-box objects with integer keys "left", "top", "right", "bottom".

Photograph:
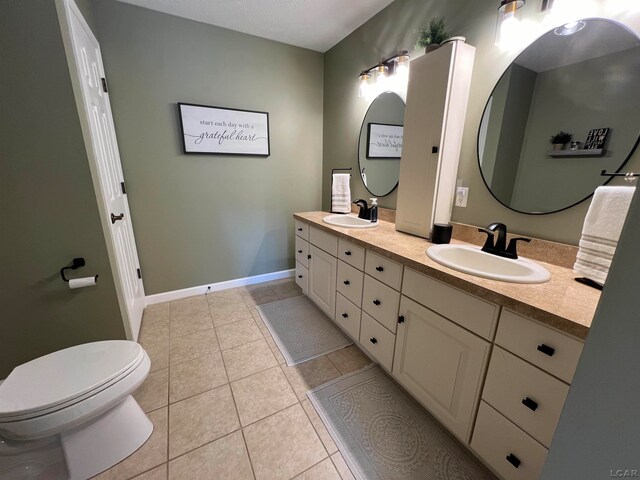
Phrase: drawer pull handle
[
  {"left": 342, "top": 313, "right": 349, "bottom": 318},
  {"left": 522, "top": 397, "right": 539, "bottom": 411},
  {"left": 297, "top": 228, "right": 303, "bottom": 231},
  {"left": 506, "top": 454, "right": 521, "bottom": 469},
  {"left": 370, "top": 337, "right": 378, "bottom": 344},
  {"left": 343, "top": 280, "right": 350, "bottom": 285},
  {"left": 398, "top": 315, "right": 405, "bottom": 324},
  {"left": 537, "top": 344, "right": 555, "bottom": 356},
  {"left": 345, "top": 251, "right": 352, "bottom": 256},
  {"left": 297, "top": 275, "right": 303, "bottom": 279},
  {"left": 375, "top": 266, "right": 384, "bottom": 272},
  {"left": 297, "top": 249, "right": 303, "bottom": 253},
  {"left": 373, "top": 299, "right": 381, "bottom": 306}
]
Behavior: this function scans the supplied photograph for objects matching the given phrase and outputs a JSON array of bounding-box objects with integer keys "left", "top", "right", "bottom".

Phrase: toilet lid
[{"left": 0, "top": 341, "right": 144, "bottom": 418}]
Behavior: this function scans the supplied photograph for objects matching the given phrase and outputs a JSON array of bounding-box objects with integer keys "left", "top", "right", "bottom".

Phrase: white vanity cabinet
[
  {"left": 393, "top": 295, "right": 491, "bottom": 442},
  {"left": 308, "top": 244, "right": 337, "bottom": 318}
]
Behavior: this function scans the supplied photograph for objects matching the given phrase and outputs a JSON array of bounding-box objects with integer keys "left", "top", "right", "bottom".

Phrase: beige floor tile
[
  {"left": 130, "top": 464, "right": 167, "bottom": 480},
  {"left": 216, "top": 319, "right": 262, "bottom": 350},
  {"left": 139, "top": 314, "right": 169, "bottom": 348},
  {"left": 169, "top": 329, "right": 218, "bottom": 366},
  {"left": 168, "top": 385, "right": 239, "bottom": 459},
  {"left": 169, "top": 310, "right": 213, "bottom": 338},
  {"left": 294, "top": 458, "right": 341, "bottom": 480},
  {"left": 169, "top": 351, "right": 228, "bottom": 403},
  {"left": 243, "top": 404, "right": 326, "bottom": 480},
  {"left": 243, "top": 292, "right": 280, "bottom": 307},
  {"left": 264, "top": 335, "right": 286, "bottom": 365},
  {"left": 134, "top": 368, "right": 169, "bottom": 413},
  {"left": 238, "top": 284, "right": 274, "bottom": 297},
  {"left": 144, "top": 343, "right": 170, "bottom": 373},
  {"left": 144, "top": 302, "right": 170, "bottom": 317},
  {"left": 93, "top": 408, "right": 168, "bottom": 480},
  {"left": 282, "top": 356, "right": 342, "bottom": 401},
  {"left": 170, "top": 295, "right": 209, "bottom": 317},
  {"left": 327, "top": 346, "right": 372, "bottom": 375},
  {"left": 231, "top": 366, "right": 298, "bottom": 426},
  {"left": 271, "top": 281, "right": 303, "bottom": 300},
  {"left": 209, "top": 302, "right": 254, "bottom": 327},
  {"left": 168, "top": 431, "right": 253, "bottom": 480},
  {"left": 222, "top": 338, "right": 278, "bottom": 381},
  {"left": 330, "top": 453, "right": 355, "bottom": 480},
  {"left": 301, "top": 399, "right": 338, "bottom": 455},
  {"left": 205, "top": 288, "right": 242, "bottom": 305}
]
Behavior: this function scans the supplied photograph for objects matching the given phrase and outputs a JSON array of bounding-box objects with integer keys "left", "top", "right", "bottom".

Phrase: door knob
[{"left": 111, "top": 213, "right": 124, "bottom": 224}]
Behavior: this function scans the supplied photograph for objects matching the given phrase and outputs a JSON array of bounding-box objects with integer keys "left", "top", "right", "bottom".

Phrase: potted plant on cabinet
[
  {"left": 416, "top": 17, "right": 448, "bottom": 53},
  {"left": 550, "top": 131, "right": 573, "bottom": 150}
]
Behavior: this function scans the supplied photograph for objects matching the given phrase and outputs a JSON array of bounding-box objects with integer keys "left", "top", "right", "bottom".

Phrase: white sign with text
[{"left": 367, "top": 123, "right": 403, "bottom": 159}]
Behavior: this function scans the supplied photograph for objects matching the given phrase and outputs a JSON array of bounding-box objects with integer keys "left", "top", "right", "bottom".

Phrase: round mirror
[
  {"left": 478, "top": 18, "right": 640, "bottom": 214},
  {"left": 358, "top": 92, "right": 405, "bottom": 197}
]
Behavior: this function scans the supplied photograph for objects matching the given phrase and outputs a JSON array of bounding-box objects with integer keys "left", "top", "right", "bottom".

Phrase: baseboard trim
[{"left": 145, "top": 269, "right": 295, "bottom": 306}]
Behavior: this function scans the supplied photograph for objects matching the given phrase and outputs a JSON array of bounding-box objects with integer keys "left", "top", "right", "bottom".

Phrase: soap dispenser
[{"left": 370, "top": 198, "right": 378, "bottom": 223}]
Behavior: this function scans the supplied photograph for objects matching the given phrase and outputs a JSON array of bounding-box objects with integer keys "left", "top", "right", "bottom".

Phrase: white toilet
[{"left": 0, "top": 341, "right": 152, "bottom": 480}]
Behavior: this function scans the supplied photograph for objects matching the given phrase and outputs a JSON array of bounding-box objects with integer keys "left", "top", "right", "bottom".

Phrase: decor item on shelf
[
  {"left": 416, "top": 17, "right": 448, "bottom": 53},
  {"left": 178, "top": 103, "right": 270, "bottom": 156},
  {"left": 495, "top": 0, "right": 525, "bottom": 46},
  {"left": 584, "top": 128, "right": 610, "bottom": 150},
  {"left": 570, "top": 141, "right": 581, "bottom": 150},
  {"left": 550, "top": 131, "right": 573, "bottom": 150},
  {"left": 357, "top": 51, "right": 410, "bottom": 101}
]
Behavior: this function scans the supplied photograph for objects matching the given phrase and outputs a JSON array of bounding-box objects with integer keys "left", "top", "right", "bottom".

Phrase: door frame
[{"left": 55, "top": 0, "right": 142, "bottom": 340}]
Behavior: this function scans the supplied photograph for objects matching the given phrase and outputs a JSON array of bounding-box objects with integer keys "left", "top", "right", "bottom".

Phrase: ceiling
[{"left": 115, "top": 0, "right": 396, "bottom": 52}]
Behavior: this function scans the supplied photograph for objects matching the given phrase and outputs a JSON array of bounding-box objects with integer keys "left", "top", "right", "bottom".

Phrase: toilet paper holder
[{"left": 61, "top": 257, "right": 98, "bottom": 283}]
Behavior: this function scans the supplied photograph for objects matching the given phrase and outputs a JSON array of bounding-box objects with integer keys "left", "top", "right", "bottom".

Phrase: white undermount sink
[
  {"left": 426, "top": 244, "right": 551, "bottom": 284},
  {"left": 322, "top": 214, "right": 379, "bottom": 229}
]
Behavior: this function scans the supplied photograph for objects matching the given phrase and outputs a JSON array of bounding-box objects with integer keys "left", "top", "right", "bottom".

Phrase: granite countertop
[{"left": 294, "top": 212, "right": 600, "bottom": 340}]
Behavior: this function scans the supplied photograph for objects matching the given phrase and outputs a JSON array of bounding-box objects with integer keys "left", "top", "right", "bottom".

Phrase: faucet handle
[
  {"left": 478, "top": 228, "right": 495, "bottom": 252},
  {"left": 506, "top": 237, "right": 531, "bottom": 259}
]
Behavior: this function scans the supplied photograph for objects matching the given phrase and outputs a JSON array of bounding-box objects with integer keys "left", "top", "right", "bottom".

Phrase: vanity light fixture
[
  {"left": 495, "top": 0, "right": 525, "bottom": 46},
  {"left": 357, "top": 50, "right": 410, "bottom": 100}
]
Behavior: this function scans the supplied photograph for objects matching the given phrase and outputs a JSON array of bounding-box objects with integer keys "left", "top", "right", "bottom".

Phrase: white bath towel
[
  {"left": 332, "top": 173, "right": 351, "bottom": 213},
  {"left": 574, "top": 186, "right": 636, "bottom": 285}
]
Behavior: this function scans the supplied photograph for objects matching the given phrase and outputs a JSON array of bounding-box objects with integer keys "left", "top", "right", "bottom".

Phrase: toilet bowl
[{"left": 0, "top": 341, "right": 152, "bottom": 480}]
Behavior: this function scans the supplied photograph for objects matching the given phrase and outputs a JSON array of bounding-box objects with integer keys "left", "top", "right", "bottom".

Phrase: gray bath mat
[
  {"left": 308, "top": 364, "right": 496, "bottom": 480},
  {"left": 256, "top": 296, "right": 353, "bottom": 366}
]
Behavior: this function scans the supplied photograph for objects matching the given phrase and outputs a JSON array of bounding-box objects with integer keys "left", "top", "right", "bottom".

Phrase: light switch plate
[{"left": 455, "top": 187, "right": 469, "bottom": 207}]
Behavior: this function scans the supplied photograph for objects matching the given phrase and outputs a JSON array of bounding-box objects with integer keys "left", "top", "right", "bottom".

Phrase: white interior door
[{"left": 56, "top": 0, "right": 145, "bottom": 340}]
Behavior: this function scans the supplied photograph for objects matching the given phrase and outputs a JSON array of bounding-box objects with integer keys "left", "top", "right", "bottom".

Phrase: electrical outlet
[{"left": 455, "top": 187, "right": 469, "bottom": 207}]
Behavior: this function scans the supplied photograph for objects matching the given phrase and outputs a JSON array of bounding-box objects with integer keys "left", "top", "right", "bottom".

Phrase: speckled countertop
[{"left": 294, "top": 212, "right": 600, "bottom": 340}]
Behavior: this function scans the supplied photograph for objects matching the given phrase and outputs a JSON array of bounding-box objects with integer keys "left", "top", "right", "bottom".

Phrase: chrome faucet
[{"left": 479, "top": 222, "right": 531, "bottom": 259}]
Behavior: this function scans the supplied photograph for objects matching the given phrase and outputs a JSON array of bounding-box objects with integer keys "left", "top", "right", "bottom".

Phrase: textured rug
[
  {"left": 308, "top": 364, "right": 496, "bottom": 480},
  {"left": 256, "top": 296, "right": 353, "bottom": 366}
]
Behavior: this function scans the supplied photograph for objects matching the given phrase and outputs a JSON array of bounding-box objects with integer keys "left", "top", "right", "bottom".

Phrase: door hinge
[
  {"left": 120, "top": 181, "right": 126, "bottom": 194},
  {"left": 101, "top": 77, "right": 108, "bottom": 93},
  {"left": 137, "top": 268, "right": 142, "bottom": 279}
]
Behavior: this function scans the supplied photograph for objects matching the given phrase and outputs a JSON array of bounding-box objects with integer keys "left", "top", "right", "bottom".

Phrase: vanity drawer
[
  {"left": 362, "top": 275, "right": 401, "bottom": 333},
  {"left": 402, "top": 268, "right": 499, "bottom": 340},
  {"left": 295, "top": 261, "right": 308, "bottom": 295},
  {"left": 295, "top": 236, "right": 309, "bottom": 268},
  {"left": 337, "top": 260, "right": 364, "bottom": 307},
  {"left": 360, "top": 312, "right": 395, "bottom": 371},
  {"left": 496, "top": 310, "right": 583, "bottom": 383},
  {"left": 483, "top": 346, "right": 570, "bottom": 448},
  {"left": 365, "top": 251, "right": 403, "bottom": 290},
  {"left": 471, "top": 402, "right": 548, "bottom": 480},
  {"left": 295, "top": 220, "right": 309, "bottom": 241},
  {"left": 338, "top": 239, "right": 365, "bottom": 271},
  {"left": 335, "top": 293, "right": 362, "bottom": 340},
  {"left": 309, "top": 226, "right": 338, "bottom": 256}
]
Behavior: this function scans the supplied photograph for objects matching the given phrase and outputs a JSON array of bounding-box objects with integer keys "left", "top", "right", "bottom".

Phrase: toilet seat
[{"left": 0, "top": 341, "right": 149, "bottom": 440}]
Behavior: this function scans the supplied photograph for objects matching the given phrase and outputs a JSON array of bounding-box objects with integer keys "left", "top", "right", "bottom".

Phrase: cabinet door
[
  {"left": 393, "top": 296, "right": 490, "bottom": 442},
  {"left": 308, "top": 245, "right": 337, "bottom": 318}
]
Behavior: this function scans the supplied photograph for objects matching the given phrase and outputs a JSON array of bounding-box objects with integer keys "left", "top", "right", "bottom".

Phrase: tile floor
[{"left": 94, "top": 278, "right": 372, "bottom": 480}]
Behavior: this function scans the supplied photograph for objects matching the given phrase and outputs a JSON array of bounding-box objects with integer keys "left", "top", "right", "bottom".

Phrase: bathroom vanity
[{"left": 293, "top": 212, "right": 598, "bottom": 480}]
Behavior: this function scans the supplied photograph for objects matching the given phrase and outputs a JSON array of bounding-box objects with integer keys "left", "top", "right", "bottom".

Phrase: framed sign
[
  {"left": 178, "top": 102, "right": 270, "bottom": 156},
  {"left": 366, "top": 123, "right": 403, "bottom": 159},
  {"left": 584, "top": 128, "right": 610, "bottom": 150}
]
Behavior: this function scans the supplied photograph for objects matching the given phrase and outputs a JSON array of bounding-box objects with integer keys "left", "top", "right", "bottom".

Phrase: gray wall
[
  {"left": 542, "top": 186, "right": 640, "bottom": 478},
  {"left": 0, "top": 0, "right": 125, "bottom": 379},
  {"left": 323, "top": 0, "right": 640, "bottom": 244},
  {"left": 91, "top": 1, "right": 324, "bottom": 295}
]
